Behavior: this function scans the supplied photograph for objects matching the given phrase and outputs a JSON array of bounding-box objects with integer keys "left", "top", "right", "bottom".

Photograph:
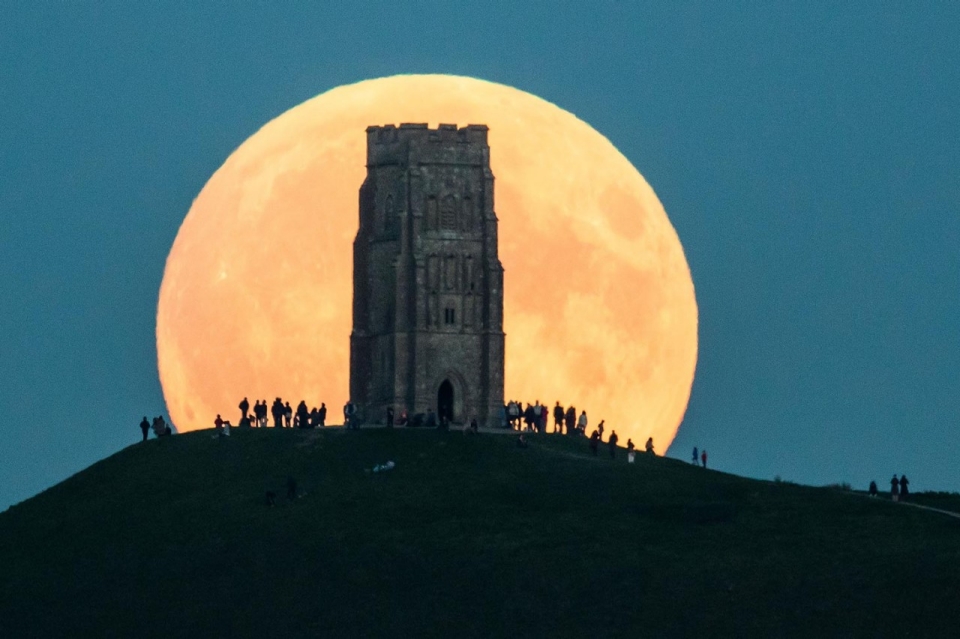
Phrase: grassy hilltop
[{"left": 0, "top": 427, "right": 958, "bottom": 638}]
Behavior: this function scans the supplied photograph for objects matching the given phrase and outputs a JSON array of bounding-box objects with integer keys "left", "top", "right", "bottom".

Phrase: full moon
[{"left": 157, "top": 74, "right": 698, "bottom": 449}]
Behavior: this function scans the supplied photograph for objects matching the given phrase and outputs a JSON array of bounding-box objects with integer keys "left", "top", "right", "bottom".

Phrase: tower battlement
[{"left": 365, "top": 123, "right": 490, "bottom": 167}]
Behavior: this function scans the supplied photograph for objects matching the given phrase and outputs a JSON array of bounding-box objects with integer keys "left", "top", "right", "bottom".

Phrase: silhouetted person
[
  {"left": 284, "top": 402, "right": 292, "bottom": 428},
  {"left": 286, "top": 476, "right": 298, "bottom": 500},
  {"left": 701, "top": 450, "right": 707, "bottom": 468},
  {"left": 272, "top": 398, "right": 284, "bottom": 428},
  {"left": 318, "top": 403, "right": 327, "bottom": 427},
  {"left": 626, "top": 439, "right": 635, "bottom": 453},
  {"left": 899, "top": 475, "right": 909, "bottom": 501},
  {"left": 386, "top": 406, "right": 395, "bottom": 428},
  {"left": 869, "top": 480, "right": 878, "bottom": 497},
  {"left": 645, "top": 437, "right": 655, "bottom": 455},
  {"left": 239, "top": 397, "right": 250, "bottom": 421},
  {"left": 296, "top": 400, "right": 309, "bottom": 429},
  {"left": 589, "top": 430, "right": 600, "bottom": 456},
  {"left": 890, "top": 475, "right": 900, "bottom": 502},
  {"left": 565, "top": 406, "right": 576, "bottom": 435},
  {"left": 553, "top": 402, "right": 564, "bottom": 434},
  {"left": 692, "top": 446, "right": 699, "bottom": 465},
  {"left": 523, "top": 404, "right": 535, "bottom": 431},
  {"left": 252, "top": 400, "right": 261, "bottom": 427},
  {"left": 139, "top": 416, "right": 150, "bottom": 442},
  {"left": 578, "top": 410, "right": 588, "bottom": 435},
  {"left": 214, "top": 414, "right": 224, "bottom": 436},
  {"left": 608, "top": 430, "right": 619, "bottom": 458},
  {"left": 309, "top": 408, "right": 319, "bottom": 429}
]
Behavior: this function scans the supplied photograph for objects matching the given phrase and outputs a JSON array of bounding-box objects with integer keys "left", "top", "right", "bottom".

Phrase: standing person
[
  {"left": 645, "top": 437, "right": 655, "bottom": 455},
  {"left": 868, "top": 480, "right": 878, "bottom": 497},
  {"left": 565, "top": 406, "right": 576, "bottom": 435},
  {"left": 318, "top": 403, "right": 327, "bottom": 427},
  {"left": 692, "top": 447, "right": 699, "bottom": 465},
  {"left": 589, "top": 429, "right": 600, "bottom": 456},
  {"left": 139, "top": 416, "right": 150, "bottom": 442},
  {"left": 272, "top": 398, "right": 284, "bottom": 428},
  {"left": 626, "top": 439, "right": 635, "bottom": 454},
  {"left": 252, "top": 400, "right": 261, "bottom": 427},
  {"left": 899, "top": 475, "right": 909, "bottom": 501},
  {"left": 701, "top": 450, "right": 707, "bottom": 468},
  {"left": 386, "top": 406, "right": 395, "bottom": 428},
  {"left": 239, "top": 397, "right": 250, "bottom": 422},
  {"left": 553, "top": 402, "right": 564, "bottom": 434},
  {"left": 577, "top": 410, "right": 588, "bottom": 435},
  {"left": 214, "top": 414, "right": 224, "bottom": 437},
  {"left": 608, "top": 430, "right": 619, "bottom": 458},
  {"left": 260, "top": 400, "right": 269, "bottom": 427},
  {"left": 284, "top": 402, "right": 293, "bottom": 428},
  {"left": 597, "top": 420, "right": 605, "bottom": 441},
  {"left": 890, "top": 475, "right": 900, "bottom": 502}
]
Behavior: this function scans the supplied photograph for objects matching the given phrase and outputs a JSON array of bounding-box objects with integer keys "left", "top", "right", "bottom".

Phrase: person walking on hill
[
  {"left": 578, "top": 410, "right": 588, "bottom": 435},
  {"left": 899, "top": 475, "right": 909, "bottom": 501},
  {"left": 140, "top": 416, "right": 150, "bottom": 442},
  {"left": 239, "top": 397, "right": 250, "bottom": 422},
  {"left": 692, "top": 447, "right": 699, "bottom": 466},
  {"left": 868, "top": 480, "right": 878, "bottom": 497},
  {"left": 701, "top": 450, "right": 707, "bottom": 469},
  {"left": 645, "top": 437, "right": 655, "bottom": 455},
  {"left": 608, "top": 430, "right": 619, "bottom": 459},
  {"left": 589, "top": 429, "right": 600, "bottom": 456},
  {"left": 554, "top": 402, "right": 564, "bottom": 434},
  {"left": 890, "top": 475, "right": 900, "bottom": 502}
]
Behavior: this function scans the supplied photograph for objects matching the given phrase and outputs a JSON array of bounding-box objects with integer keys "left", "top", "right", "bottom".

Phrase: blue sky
[{"left": 1, "top": 2, "right": 958, "bottom": 509}]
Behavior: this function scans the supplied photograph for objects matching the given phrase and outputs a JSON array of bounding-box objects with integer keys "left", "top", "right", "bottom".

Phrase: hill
[{"left": 1, "top": 427, "right": 958, "bottom": 638}]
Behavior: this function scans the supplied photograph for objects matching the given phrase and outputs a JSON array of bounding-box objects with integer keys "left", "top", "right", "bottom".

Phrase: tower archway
[{"left": 437, "top": 379, "right": 455, "bottom": 424}]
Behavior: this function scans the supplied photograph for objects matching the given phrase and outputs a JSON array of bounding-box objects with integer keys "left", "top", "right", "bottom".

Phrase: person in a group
[
  {"left": 470, "top": 417, "right": 479, "bottom": 434},
  {"left": 425, "top": 409, "right": 437, "bottom": 429},
  {"left": 271, "top": 398, "right": 284, "bottom": 428},
  {"left": 553, "top": 402, "right": 564, "bottom": 434},
  {"left": 260, "top": 400, "right": 269, "bottom": 427},
  {"left": 626, "top": 439, "right": 635, "bottom": 454},
  {"left": 565, "top": 406, "right": 576, "bottom": 435},
  {"left": 608, "top": 430, "right": 619, "bottom": 458},
  {"left": 343, "top": 402, "right": 351, "bottom": 428},
  {"left": 890, "top": 474, "right": 900, "bottom": 502},
  {"left": 645, "top": 437, "right": 655, "bottom": 455},
  {"left": 899, "top": 475, "right": 909, "bottom": 501},
  {"left": 692, "top": 446, "right": 699, "bottom": 465},
  {"left": 386, "top": 406, "right": 395, "bottom": 428},
  {"left": 297, "top": 400, "right": 309, "bottom": 429},
  {"left": 538, "top": 402, "right": 548, "bottom": 433},
  {"left": 507, "top": 401, "right": 520, "bottom": 429},
  {"left": 318, "top": 403, "right": 327, "bottom": 427},
  {"left": 589, "top": 429, "right": 600, "bottom": 456},
  {"left": 309, "top": 407, "right": 319, "bottom": 429},
  {"left": 140, "top": 416, "right": 150, "bottom": 442},
  {"left": 868, "top": 480, "right": 878, "bottom": 497},
  {"left": 284, "top": 402, "right": 293, "bottom": 428},
  {"left": 701, "top": 450, "right": 707, "bottom": 468},
  {"left": 214, "top": 414, "right": 224, "bottom": 436},
  {"left": 252, "top": 400, "right": 261, "bottom": 426},
  {"left": 239, "top": 397, "right": 250, "bottom": 421},
  {"left": 597, "top": 420, "right": 605, "bottom": 441},
  {"left": 578, "top": 410, "right": 588, "bottom": 435}
]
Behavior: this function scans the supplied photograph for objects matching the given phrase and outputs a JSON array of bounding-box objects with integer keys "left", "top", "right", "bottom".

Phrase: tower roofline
[{"left": 366, "top": 123, "right": 489, "bottom": 145}]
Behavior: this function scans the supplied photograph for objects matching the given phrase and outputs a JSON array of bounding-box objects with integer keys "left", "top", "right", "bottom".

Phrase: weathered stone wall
[{"left": 350, "top": 123, "right": 504, "bottom": 425}]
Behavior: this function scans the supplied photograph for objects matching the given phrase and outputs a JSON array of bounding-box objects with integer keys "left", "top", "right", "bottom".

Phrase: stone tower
[{"left": 349, "top": 123, "right": 505, "bottom": 426}]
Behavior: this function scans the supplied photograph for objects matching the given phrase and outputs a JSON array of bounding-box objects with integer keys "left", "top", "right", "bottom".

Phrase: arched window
[{"left": 440, "top": 195, "right": 457, "bottom": 230}]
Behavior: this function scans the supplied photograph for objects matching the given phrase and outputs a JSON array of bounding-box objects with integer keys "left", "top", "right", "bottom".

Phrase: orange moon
[{"left": 157, "top": 74, "right": 698, "bottom": 449}]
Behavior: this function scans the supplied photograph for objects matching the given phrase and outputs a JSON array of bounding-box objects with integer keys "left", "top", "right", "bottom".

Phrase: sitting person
[{"left": 516, "top": 433, "right": 528, "bottom": 448}]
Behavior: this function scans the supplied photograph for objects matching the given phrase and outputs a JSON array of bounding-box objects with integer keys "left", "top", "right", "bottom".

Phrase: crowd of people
[
  {"left": 139, "top": 415, "right": 173, "bottom": 440},
  {"left": 235, "top": 397, "right": 329, "bottom": 430}
]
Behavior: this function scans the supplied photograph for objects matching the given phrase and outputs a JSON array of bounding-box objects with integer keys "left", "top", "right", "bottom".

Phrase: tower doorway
[{"left": 437, "top": 379, "right": 454, "bottom": 424}]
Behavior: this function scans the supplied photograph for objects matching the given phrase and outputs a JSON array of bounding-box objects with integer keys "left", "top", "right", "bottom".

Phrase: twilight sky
[{"left": 1, "top": 3, "right": 958, "bottom": 510}]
